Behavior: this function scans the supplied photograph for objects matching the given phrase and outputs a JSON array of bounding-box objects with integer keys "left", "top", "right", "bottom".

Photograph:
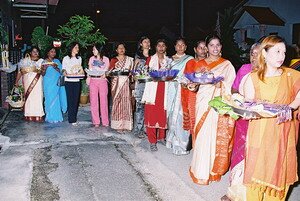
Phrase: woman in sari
[
  {"left": 181, "top": 40, "right": 207, "bottom": 140},
  {"left": 109, "top": 42, "right": 134, "bottom": 132},
  {"left": 15, "top": 46, "right": 44, "bottom": 122},
  {"left": 166, "top": 37, "right": 193, "bottom": 155},
  {"left": 189, "top": 34, "right": 236, "bottom": 185},
  {"left": 241, "top": 35, "right": 300, "bottom": 201},
  {"left": 133, "top": 36, "right": 151, "bottom": 138},
  {"left": 225, "top": 43, "right": 260, "bottom": 201},
  {"left": 142, "top": 39, "right": 170, "bottom": 151},
  {"left": 41, "top": 47, "right": 67, "bottom": 123}
]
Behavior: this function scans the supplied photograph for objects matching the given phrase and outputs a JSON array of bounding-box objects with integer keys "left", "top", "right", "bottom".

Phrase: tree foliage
[
  {"left": 0, "top": 22, "right": 9, "bottom": 44},
  {"left": 31, "top": 26, "right": 53, "bottom": 56},
  {"left": 57, "top": 15, "right": 106, "bottom": 48},
  {"left": 219, "top": 7, "right": 244, "bottom": 69}
]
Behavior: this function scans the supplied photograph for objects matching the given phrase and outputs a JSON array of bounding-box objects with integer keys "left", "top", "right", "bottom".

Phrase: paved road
[{"left": 0, "top": 107, "right": 299, "bottom": 201}]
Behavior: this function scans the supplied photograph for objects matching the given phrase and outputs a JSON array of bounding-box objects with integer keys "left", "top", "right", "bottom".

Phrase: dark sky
[{"left": 21, "top": 0, "right": 241, "bottom": 43}]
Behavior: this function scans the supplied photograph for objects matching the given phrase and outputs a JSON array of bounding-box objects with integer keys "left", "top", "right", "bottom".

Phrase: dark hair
[
  {"left": 136, "top": 36, "right": 150, "bottom": 60},
  {"left": 114, "top": 42, "right": 126, "bottom": 51},
  {"left": 194, "top": 40, "right": 205, "bottom": 49},
  {"left": 93, "top": 44, "right": 104, "bottom": 59},
  {"left": 29, "top": 46, "right": 40, "bottom": 55},
  {"left": 205, "top": 34, "right": 222, "bottom": 47},
  {"left": 67, "top": 42, "right": 80, "bottom": 59},
  {"left": 156, "top": 38, "right": 167, "bottom": 47},
  {"left": 44, "top": 46, "right": 57, "bottom": 59},
  {"left": 174, "top": 37, "right": 186, "bottom": 46}
]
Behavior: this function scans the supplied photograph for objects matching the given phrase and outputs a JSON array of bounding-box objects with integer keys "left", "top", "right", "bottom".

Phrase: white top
[{"left": 62, "top": 56, "right": 82, "bottom": 82}]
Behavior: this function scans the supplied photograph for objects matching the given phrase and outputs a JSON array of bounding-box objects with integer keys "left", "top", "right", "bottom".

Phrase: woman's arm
[
  {"left": 289, "top": 91, "right": 300, "bottom": 110},
  {"left": 15, "top": 71, "right": 22, "bottom": 86}
]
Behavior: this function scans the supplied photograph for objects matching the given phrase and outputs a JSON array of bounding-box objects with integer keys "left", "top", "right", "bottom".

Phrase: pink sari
[{"left": 228, "top": 63, "right": 252, "bottom": 201}]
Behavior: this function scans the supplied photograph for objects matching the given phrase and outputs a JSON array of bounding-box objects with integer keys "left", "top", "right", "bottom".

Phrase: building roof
[
  {"left": 244, "top": 6, "right": 285, "bottom": 26},
  {"left": 13, "top": 0, "right": 59, "bottom": 6},
  {"left": 12, "top": 0, "right": 60, "bottom": 19}
]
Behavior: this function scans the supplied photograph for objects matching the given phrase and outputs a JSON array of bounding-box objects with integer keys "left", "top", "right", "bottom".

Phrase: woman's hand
[
  {"left": 187, "top": 83, "right": 199, "bottom": 92},
  {"left": 86, "top": 77, "right": 90, "bottom": 85}
]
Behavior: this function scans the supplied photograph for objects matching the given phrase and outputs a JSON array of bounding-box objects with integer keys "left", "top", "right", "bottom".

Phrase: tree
[
  {"left": 31, "top": 26, "right": 53, "bottom": 56},
  {"left": 218, "top": 7, "right": 244, "bottom": 69},
  {"left": 57, "top": 15, "right": 106, "bottom": 49}
]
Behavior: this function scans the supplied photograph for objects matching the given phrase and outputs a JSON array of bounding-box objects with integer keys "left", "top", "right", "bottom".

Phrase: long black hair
[
  {"left": 93, "top": 43, "right": 104, "bottom": 59},
  {"left": 44, "top": 46, "right": 57, "bottom": 59},
  {"left": 67, "top": 42, "right": 80, "bottom": 59},
  {"left": 136, "top": 36, "right": 151, "bottom": 60}
]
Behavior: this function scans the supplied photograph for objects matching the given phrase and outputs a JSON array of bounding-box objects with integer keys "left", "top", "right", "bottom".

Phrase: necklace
[{"left": 175, "top": 53, "right": 186, "bottom": 58}]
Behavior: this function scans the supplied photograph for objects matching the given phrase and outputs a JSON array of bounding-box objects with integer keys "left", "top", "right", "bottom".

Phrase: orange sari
[
  {"left": 181, "top": 59, "right": 204, "bottom": 135},
  {"left": 244, "top": 68, "right": 300, "bottom": 198},
  {"left": 189, "top": 58, "right": 236, "bottom": 185}
]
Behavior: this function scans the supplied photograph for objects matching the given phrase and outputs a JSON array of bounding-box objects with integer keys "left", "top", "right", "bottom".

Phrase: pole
[{"left": 180, "top": 0, "right": 184, "bottom": 37}]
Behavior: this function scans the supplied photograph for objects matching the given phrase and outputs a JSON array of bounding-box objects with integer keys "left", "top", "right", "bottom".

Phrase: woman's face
[
  {"left": 156, "top": 42, "right": 167, "bottom": 54},
  {"left": 194, "top": 42, "right": 207, "bottom": 58},
  {"left": 92, "top": 46, "right": 99, "bottom": 56},
  {"left": 264, "top": 42, "right": 286, "bottom": 68},
  {"left": 207, "top": 38, "right": 222, "bottom": 57},
  {"left": 72, "top": 44, "right": 79, "bottom": 54},
  {"left": 30, "top": 48, "right": 39, "bottom": 58},
  {"left": 175, "top": 40, "right": 187, "bottom": 55},
  {"left": 141, "top": 38, "right": 151, "bottom": 50},
  {"left": 116, "top": 44, "right": 126, "bottom": 55},
  {"left": 250, "top": 47, "right": 259, "bottom": 66},
  {"left": 47, "top": 48, "right": 56, "bottom": 59}
]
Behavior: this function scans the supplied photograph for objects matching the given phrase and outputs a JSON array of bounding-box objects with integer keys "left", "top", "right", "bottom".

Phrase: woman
[
  {"left": 109, "top": 42, "right": 134, "bottom": 132},
  {"left": 42, "top": 47, "right": 67, "bottom": 123},
  {"left": 142, "top": 39, "right": 170, "bottom": 151},
  {"left": 133, "top": 36, "right": 151, "bottom": 138},
  {"left": 15, "top": 46, "right": 44, "bottom": 121},
  {"left": 241, "top": 35, "right": 300, "bottom": 201},
  {"left": 189, "top": 34, "right": 236, "bottom": 185},
  {"left": 87, "top": 44, "right": 109, "bottom": 128},
  {"left": 226, "top": 43, "right": 260, "bottom": 201},
  {"left": 181, "top": 40, "right": 207, "bottom": 138},
  {"left": 166, "top": 37, "right": 193, "bottom": 155},
  {"left": 62, "top": 42, "right": 83, "bottom": 126}
]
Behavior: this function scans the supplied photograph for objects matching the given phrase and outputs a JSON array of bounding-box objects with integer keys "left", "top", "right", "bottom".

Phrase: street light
[{"left": 96, "top": 10, "right": 100, "bottom": 14}]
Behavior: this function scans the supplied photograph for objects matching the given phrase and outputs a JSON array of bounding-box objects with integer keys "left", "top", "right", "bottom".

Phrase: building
[{"left": 234, "top": 0, "right": 300, "bottom": 49}]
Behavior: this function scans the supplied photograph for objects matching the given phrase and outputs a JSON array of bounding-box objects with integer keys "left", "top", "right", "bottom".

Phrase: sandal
[{"left": 150, "top": 143, "right": 158, "bottom": 152}]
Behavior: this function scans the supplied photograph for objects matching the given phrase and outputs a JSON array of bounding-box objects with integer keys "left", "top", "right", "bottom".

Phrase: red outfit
[{"left": 144, "top": 57, "right": 167, "bottom": 143}]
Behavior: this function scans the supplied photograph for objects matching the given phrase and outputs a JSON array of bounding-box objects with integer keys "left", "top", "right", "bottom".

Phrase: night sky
[{"left": 21, "top": 0, "right": 240, "bottom": 43}]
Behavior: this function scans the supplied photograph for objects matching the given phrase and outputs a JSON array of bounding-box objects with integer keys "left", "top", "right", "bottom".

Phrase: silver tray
[
  {"left": 135, "top": 77, "right": 153, "bottom": 83},
  {"left": 232, "top": 107, "right": 261, "bottom": 118},
  {"left": 109, "top": 71, "right": 130, "bottom": 76},
  {"left": 151, "top": 76, "right": 176, "bottom": 82}
]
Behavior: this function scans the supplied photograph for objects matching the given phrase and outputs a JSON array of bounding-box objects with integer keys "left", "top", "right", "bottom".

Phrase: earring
[{"left": 219, "top": 51, "right": 222, "bottom": 57}]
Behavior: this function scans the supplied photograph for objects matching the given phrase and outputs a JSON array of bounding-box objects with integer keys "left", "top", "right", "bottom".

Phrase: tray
[
  {"left": 66, "top": 74, "right": 85, "bottom": 79},
  {"left": 232, "top": 107, "right": 261, "bottom": 118},
  {"left": 85, "top": 69, "right": 106, "bottom": 76},
  {"left": 185, "top": 73, "right": 224, "bottom": 84},
  {"left": 110, "top": 71, "right": 130, "bottom": 76},
  {"left": 151, "top": 76, "right": 177, "bottom": 82},
  {"left": 134, "top": 77, "right": 153, "bottom": 83}
]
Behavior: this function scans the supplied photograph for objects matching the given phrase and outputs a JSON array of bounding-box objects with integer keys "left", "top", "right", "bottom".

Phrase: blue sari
[
  {"left": 166, "top": 55, "right": 193, "bottom": 155},
  {"left": 43, "top": 59, "right": 67, "bottom": 123}
]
